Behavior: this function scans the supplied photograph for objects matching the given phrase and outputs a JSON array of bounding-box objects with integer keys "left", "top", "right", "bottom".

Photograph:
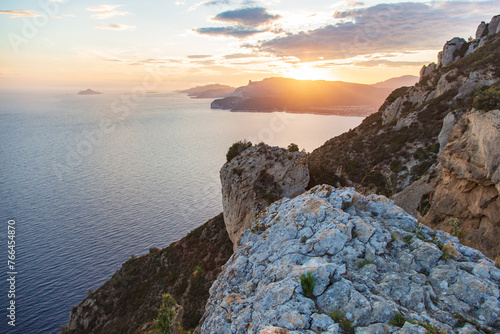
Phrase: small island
[{"left": 78, "top": 89, "right": 103, "bottom": 95}]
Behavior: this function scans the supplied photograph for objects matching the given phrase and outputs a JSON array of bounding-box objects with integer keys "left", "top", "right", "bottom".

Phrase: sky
[{"left": 0, "top": 0, "right": 498, "bottom": 92}]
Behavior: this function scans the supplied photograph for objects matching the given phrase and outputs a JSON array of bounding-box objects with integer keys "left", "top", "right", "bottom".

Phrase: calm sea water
[{"left": 0, "top": 92, "right": 363, "bottom": 333}]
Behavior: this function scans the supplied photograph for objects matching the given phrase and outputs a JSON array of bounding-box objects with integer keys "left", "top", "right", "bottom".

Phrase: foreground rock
[
  {"left": 202, "top": 185, "right": 500, "bottom": 333},
  {"left": 61, "top": 214, "right": 232, "bottom": 334},
  {"left": 220, "top": 144, "right": 309, "bottom": 247}
]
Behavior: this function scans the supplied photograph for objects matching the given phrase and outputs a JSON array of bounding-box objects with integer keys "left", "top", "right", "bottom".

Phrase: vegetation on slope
[
  {"left": 308, "top": 35, "right": 500, "bottom": 196},
  {"left": 62, "top": 214, "right": 233, "bottom": 334}
]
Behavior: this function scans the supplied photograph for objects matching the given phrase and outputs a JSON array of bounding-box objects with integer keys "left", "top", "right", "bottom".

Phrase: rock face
[
  {"left": 423, "top": 110, "right": 500, "bottom": 259},
  {"left": 201, "top": 185, "right": 500, "bottom": 333},
  {"left": 220, "top": 144, "right": 309, "bottom": 247},
  {"left": 61, "top": 214, "right": 233, "bottom": 333}
]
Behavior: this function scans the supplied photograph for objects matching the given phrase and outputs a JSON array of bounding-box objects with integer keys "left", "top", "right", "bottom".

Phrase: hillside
[
  {"left": 177, "top": 84, "right": 235, "bottom": 98},
  {"left": 211, "top": 77, "right": 392, "bottom": 116},
  {"left": 308, "top": 16, "right": 500, "bottom": 259},
  {"left": 371, "top": 75, "right": 419, "bottom": 89},
  {"left": 61, "top": 214, "right": 232, "bottom": 333}
]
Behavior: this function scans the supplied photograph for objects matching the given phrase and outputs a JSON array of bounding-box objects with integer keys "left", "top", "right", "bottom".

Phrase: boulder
[
  {"left": 220, "top": 144, "right": 309, "bottom": 247},
  {"left": 488, "top": 15, "right": 500, "bottom": 36},
  {"left": 438, "top": 37, "right": 468, "bottom": 67},
  {"left": 475, "top": 21, "right": 488, "bottom": 39}
]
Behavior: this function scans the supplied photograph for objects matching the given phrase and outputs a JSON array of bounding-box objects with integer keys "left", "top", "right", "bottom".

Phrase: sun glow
[{"left": 283, "top": 64, "right": 335, "bottom": 81}]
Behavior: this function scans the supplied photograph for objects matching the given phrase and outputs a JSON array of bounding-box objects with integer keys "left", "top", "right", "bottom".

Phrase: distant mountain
[
  {"left": 78, "top": 89, "right": 102, "bottom": 95},
  {"left": 211, "top": 77, "right": 393, "bottom": 116},
  {"left": 371, "top": 75, "right": 419, "bottom": 89},
  {"left": 177, "top": 84, "right": 235, "bottom": 99}
]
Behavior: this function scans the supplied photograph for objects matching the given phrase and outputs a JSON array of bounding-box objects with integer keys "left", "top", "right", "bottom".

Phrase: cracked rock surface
[{"left": 201, "top": 185, "right": 500, "bottom": 333}]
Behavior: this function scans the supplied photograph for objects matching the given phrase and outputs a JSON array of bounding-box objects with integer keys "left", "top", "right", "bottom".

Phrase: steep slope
[
  {"left": 202, "top": 185, "right": 500, "bottom": 333},
  {"left": 61, "top": 214, "right": 232, "bottom": 333},
  {"left": 308, "top": 21, "right": 500, "bottom": 195},
  {"left": 308, "top": 16, "right": 500, "bottom": 259},
  {"left": 211, "top": 77, "right": 392, "bottom": 115},
  {"left": 371, "top": 75, "right": 419, "bottom": 90},
  {"left": 177, "top": 84, "right": 235, "bottom": 98},
  {"left": 220, "top": 143, "right": 309, "bottom": 247}
]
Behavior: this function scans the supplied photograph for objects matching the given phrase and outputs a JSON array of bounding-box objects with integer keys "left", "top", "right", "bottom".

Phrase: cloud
[
  {"left": 213, "top": 7, "right": 281, "bottom": 27},
  {"left": 257, "top": 1, "right": 499, "bottom": 61},
  {"left": 344, "top": 1, "right": 364, "bottom": 7},
  {"left": 87, "top": 5, "right": 130, "bottom": 19},
  {"left": 224, "top": 53, "right": 256, "bottom": 59},
  {"left": 187, "top": 55, "right": 213, "bottom": 59},
  {"left": 189, "top": 0, "right": 231, "bottom": 11},
  {"left": 0, "top": 10, "right": 41, "bottom": 18},
  {"left": 196, "top": 6, "right": 281, "bottom": 39},
  {"left": 196, "top": 26, "right": 264, "bottom": 38},
  {"left": 95, "top": 24, "right": 136, "bottom": 31}
]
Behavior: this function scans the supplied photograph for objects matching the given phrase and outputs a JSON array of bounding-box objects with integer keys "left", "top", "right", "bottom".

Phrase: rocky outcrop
[
  {"left": 202, "top": 185, "right": 500, "bottom": 333},
  {"left": 61, "top": 214, "right": 233, "bottom": 333},
  {"left": 309, "top": 16, "right": 500, "bottom": 198},
  {"left": 437, "top": 37, "right": 468, "bottom": 68},
  {"left": 422, "top": 110, "right": 500, "bottom": 259},
  {"left": 220, "top": 144, "right": 309, "bottom": 247}
]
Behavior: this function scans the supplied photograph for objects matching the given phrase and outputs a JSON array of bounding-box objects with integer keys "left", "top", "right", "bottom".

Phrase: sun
[{"left": 283, "top": 64, "right": 334, "bottom": 81}]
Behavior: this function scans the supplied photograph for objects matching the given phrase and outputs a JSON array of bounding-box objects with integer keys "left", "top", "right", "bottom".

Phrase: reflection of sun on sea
[{"left": 283, "top": 64, "right": 335, "bottom": 81}]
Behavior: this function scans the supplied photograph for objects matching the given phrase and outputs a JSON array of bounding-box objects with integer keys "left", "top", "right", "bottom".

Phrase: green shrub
[
  {"left": 287, "top": 143, "right": 299, "bottom": 152},
  {"left": 390, "top": 160, "right": 404, "bottom": 173},
  {"left": 472, "top": 83, "right": 500, "bottom": 111},
  {"left": 329, "top": 309, "right": 354, "bottom": 334},
  {"left": 155, "top": 294, "right": 180, "bottom": 334},
  {"left": 226, "top": 140, "right": 252, "bottom": 162},
  {"left": 389, "top": 313, "right": 407, "bottom": 327},
  {"left": 300, "top": 272, "right": 316, "bottom": 298},
  {"left": 357, "top": 258, "right": 374, "bottom": 268}
]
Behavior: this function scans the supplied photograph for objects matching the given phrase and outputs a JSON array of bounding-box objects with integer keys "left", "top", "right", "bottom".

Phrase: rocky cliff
[
  {"left": 63, "top": 15, "right": 500, "bottom": 334},
  {"left": 202, "top": 185, "right": 500, "bottom": 333},
  {"left": 221, "top": 143, "right": 309, "bottom": 247},
  {"left": 309, "top": 15, "right": 500, "bottom": 259},
  {"left": 61, "top": 214, "right": 232, "bottom": 333}
]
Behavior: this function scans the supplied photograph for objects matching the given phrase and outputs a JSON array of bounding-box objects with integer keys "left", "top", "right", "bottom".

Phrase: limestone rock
[
  {"left": 438, "top": 37, "right": 468, "bottom": 67},
  {"left": 476, "top": 21, "right": 488, "bottom": 39},
  {"left": 438, "top": 112, "right": 457, "bottom": 152},
  {"left": 488, "top": 15, "right": 500, "bottom": 36},
  {"left": 201, "top": 186, "right": 500, "bottom": 333},
  {"left": 424, "top": 110, "right": 500, "bottom": 259},
  {"left": 220, "top": 143, "right": 309, "bottom": 246}
]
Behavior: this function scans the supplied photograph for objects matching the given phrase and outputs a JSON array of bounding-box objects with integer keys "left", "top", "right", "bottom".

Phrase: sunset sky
[{"left": 0, "top": 0, "right": 498, "bottom": 92}]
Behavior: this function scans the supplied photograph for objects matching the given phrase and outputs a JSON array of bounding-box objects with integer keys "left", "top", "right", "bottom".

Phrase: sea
[{"left": 0, "top": 92, "right": 363, "bottom": 333}]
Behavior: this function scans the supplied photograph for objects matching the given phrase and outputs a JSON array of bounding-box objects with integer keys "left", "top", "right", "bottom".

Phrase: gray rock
[
  {"left": 394, "top": 322, "right": 426, "bottom": 334},
  {"left": 438, "top": 37, "right": 467, "bottom": 67},
  {"left": 220, "top": 143, "right": 309, "bottom": 247},
  {"left": 475, "top": 21, "right": 488, "bottom": 39},
  {"left": 310, "top": 313, "right": 335, "bottom": 331},
  {"left": 201, "top": 186, "right": 500, "bottom": 333},
  {"left": 488, "top": 15, "right": 500, "bottom": 35},
  {"left": 438, "top": 112, "right": 456, "bottom": 152}
]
